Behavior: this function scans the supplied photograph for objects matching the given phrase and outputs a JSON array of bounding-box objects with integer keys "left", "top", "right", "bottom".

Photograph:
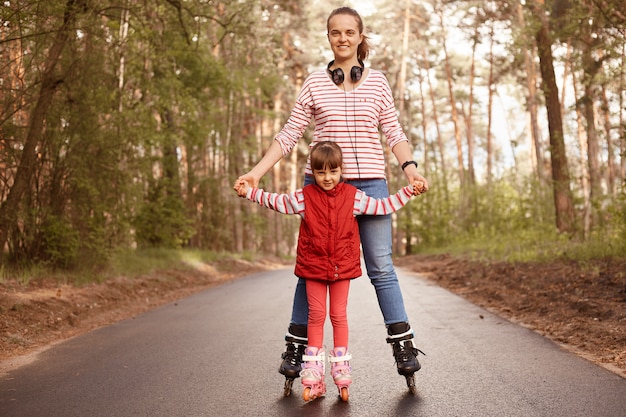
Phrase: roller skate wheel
[
  {"left": 405, "top": 374, "right": 416, "bottom": 394},
  {"left": 283, "top": 379, "right": 294, "bottom": 397},
  {"left": 303, "top": 387, "right": 312, "bottom": 401},
  {"left": 340, "top": 387, "right": 349, "bottom": 402}
]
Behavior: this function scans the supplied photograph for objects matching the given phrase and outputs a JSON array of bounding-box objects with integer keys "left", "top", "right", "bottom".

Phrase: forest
[{"left": 1, "top": 0, "right": 625, "bottom": 272}]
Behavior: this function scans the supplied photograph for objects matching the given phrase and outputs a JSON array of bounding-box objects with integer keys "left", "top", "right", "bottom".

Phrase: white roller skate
[
  {"left": 300, "top": 347, "right": 326, "bottom": 401},
  {"left": 329, "top": 347, "right": 352, "bottom": 402}
]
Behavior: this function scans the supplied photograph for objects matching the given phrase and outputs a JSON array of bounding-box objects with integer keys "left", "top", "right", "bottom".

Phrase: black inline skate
[
  {"left": 386, "top": 322, "right": 424, "bottom": 394},
  {"left": 279, "top": 324, "right": 307, "bottom": 397}
]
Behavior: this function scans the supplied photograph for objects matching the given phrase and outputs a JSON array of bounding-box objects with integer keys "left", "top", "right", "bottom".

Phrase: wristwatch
[{"left": 401, "top": 160, "right": 418, "bottom": 171}]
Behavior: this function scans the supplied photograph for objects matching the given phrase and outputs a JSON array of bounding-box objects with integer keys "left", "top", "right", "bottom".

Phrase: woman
[{"left": 234, "top": 6, "right": 428, "bottom": 393}]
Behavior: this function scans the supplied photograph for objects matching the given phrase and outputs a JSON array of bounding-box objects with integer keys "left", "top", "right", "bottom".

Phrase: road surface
[{"left": 1, "top": 267, "right": 625, "bottom": 416}]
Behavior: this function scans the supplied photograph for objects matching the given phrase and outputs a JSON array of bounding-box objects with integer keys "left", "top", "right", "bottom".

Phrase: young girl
[{"left": 234, "top": 141, "right": 424, "bottom": 402}]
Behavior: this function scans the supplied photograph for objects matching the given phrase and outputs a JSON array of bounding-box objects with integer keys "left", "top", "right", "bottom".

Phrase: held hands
[
  {"left": 233, "top": 171, "right": 262, "bottom": 197},
  {"left": 233, "top": 178, "right": 251, "bottom": 197},
  {"left": 233, "top": 172, "right": 261, "bottom": 197},
  {"left": 411, "top": 181, "right": 427, "bottom": 196}
]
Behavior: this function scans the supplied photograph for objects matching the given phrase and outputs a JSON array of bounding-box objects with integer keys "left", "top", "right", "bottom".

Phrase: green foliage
[
  {"left": 134, "top": 180, "right": 194, "bottom": 249},
  {"left": 108, "top": 247, "right": 193, "bottom": 277},
  {"left": 437, "top": 227, "right": 626, "bottom": 265},
  {"left": 400, "top": 175, "right": 555, "bottom": 250},
  {"left": 0, "top": 247, "right": 258, "bottom": 285},
  {"left": 40, "top": 215, "right": 80, "bottom": 269},
  {"left": 0, "top": 262, "right": 47, "bottom": 286},
  {"left": 191, "top": 177, "right": 229, "bottom": 251},
  {"left": 401, "top": 172, "right": 626, "bottom": 263}
]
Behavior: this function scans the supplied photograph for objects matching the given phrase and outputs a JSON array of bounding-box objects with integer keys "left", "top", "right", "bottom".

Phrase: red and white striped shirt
[
  {"left": 274, "top": 69, "right": 408, "bottom": 180},
  {"left": 246, "top": 184, "right": 416, "bottom": 218}
]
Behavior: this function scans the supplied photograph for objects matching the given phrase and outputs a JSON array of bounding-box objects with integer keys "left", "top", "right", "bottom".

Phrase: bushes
[{"left": 398, "top": 175, "right": 626, "bottom": 262}]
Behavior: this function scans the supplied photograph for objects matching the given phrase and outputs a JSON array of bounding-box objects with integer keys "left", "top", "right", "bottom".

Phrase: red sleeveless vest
[{"left": 294, "top": 182, "right": 362, "bottom": 281}]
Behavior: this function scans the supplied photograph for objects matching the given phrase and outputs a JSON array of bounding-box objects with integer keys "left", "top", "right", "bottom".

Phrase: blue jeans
[{"left": 289, "top": 177, "right": 409, "bottom": 327}]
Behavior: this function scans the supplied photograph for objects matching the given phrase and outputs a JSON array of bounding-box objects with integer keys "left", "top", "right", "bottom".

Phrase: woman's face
[{"left": 327, "top": 13, "right": 363, "bottom": 62}]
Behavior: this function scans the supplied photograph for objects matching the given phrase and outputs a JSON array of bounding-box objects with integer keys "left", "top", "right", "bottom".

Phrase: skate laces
[
  {"left": 395, "top": 343, "right": 411, "bottom": 363},
  {"left": 394, "top": 342, "right": 424, "bottom": 364},
  {"left": 282, "top": 344, "right": 300, "bottom": 366}
]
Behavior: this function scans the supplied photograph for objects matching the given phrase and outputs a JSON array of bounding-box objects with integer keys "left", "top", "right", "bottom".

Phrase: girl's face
[
  {"left": 327, "top": 14, "right": 363, "bottom": 62},
  {"left": 313, "top": 165, "right": 343, "bottom": 191}
]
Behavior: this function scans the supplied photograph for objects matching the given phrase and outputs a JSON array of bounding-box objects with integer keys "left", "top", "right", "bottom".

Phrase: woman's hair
[
  {"left": 310, "top": 141, "right": 343, "bottom": 171},
  {"left": 327, "top": 7, "right": 370, "bottom": 62}
]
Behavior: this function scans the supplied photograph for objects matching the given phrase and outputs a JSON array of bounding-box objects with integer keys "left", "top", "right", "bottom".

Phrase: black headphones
[{"left": 327, "top": 60, "right": 364, "bottom": 85}]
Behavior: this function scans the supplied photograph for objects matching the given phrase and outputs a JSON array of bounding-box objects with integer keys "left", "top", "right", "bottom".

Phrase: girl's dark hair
[
  {"left": 327, "top": 7, "right": 370, "bottom": 62},
  {"left": 310, "top": 141, "right": 343, "bottom": 171}
]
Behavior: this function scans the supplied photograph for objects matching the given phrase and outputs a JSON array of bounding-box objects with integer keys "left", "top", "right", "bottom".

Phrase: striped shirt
[
  {"left": 274, "top": 69, "right": 408, "bottom": 180},
  {"left": 246, "top": 184, "right": 416, "bottom": 218}
]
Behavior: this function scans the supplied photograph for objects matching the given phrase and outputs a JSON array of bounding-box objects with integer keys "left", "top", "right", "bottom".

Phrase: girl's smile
[{"left": 313, "top": 166, "right": 343, "bottom": 191}]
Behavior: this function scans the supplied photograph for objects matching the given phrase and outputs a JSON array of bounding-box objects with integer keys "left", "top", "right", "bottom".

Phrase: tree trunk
[
  {"left": 530, "top": 0, "right": 575, "bottom": 234},
  {"left": 395, "top": 0, "right": 412, "bottom": 255},
  {"left": 572, "top": 70, "right": 592, "bottom": 238},
  {"left": 465, "top": 26, "right": 478, "bottom": 186},
  {"left": 271, "top": 91, "right": 283, "bottom": 257},
  {"left": 581, "top": 45, "right": 601, "bottom": 229},
  {"left": 560, "top": 40, "right": 571, "bottom": 121},
  {"left": 397, "top": 0, "right": 411, "bottom": 123},
  {"left": 600, "top": 84, "right": 616, "bottom": 197},
  {"left": 419, "top": 41, "right": 448, "bottom": 201},
  {"left": 438, "top": 10, "right": 464, "bottom": 186},
  {"left": 486, "top": 22, "right": 495, "bottom": 186},
  {"left": 517, "top": 3, "right": 545, "bottom": 183},
  {"left": 118, "top": 3, "right": 130, "bottom": 113},
  {"left": 617, "top": 43, "right": 626, "bottom": 181}
]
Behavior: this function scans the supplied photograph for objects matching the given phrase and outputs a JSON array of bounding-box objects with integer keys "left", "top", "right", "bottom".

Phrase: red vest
[{"left": 294, "top": 182, "right": 362, "bottom": 281}]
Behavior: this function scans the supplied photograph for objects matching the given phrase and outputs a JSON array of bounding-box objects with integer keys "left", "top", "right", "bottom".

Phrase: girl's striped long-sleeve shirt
[
  {"left": 273, "top": 69, "right": 409, "bottom": 180},
  {"left": 246, "top": 183, "right": 416, "bottom": 218}
]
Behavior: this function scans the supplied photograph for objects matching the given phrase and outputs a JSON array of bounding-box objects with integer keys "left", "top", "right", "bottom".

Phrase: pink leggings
[{"left": 305, "top": 279, "right": 350, "bottom": 349}]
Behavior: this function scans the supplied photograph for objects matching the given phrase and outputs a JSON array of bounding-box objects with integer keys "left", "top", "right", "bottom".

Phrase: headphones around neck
[{"left": 327, "top": 60, "right": 364, "bottom": 85}]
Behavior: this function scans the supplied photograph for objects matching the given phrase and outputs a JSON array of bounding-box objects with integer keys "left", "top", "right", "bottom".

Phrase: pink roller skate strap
[
  {"left": 330, "top": 349, "right": 352, "bottom": 387},
  {"left": 300, "top": 348, "right": 326, "bottom": 385}
]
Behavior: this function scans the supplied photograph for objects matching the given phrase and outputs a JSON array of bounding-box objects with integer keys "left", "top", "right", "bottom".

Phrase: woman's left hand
[{"left": 404, "top": 166, "right": 429, "bottom": 192}]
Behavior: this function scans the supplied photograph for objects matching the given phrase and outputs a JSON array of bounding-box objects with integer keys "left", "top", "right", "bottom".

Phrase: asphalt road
[{"left": 1, "top": 267, "right": 625, "bottom": 417}]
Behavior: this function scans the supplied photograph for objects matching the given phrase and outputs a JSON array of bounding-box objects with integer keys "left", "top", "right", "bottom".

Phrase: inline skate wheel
[
  {"left": 406, "top": 374, "right": 416, "bottom": 394},
  {"left": 283, "top": 378, "right": 294, "bottom": 397},
  {"left": 302, "top": 387, "right": 312, "bottom": 401},
  {"left": 340, "top": 387, "right": 349, "bottom": 402}
]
